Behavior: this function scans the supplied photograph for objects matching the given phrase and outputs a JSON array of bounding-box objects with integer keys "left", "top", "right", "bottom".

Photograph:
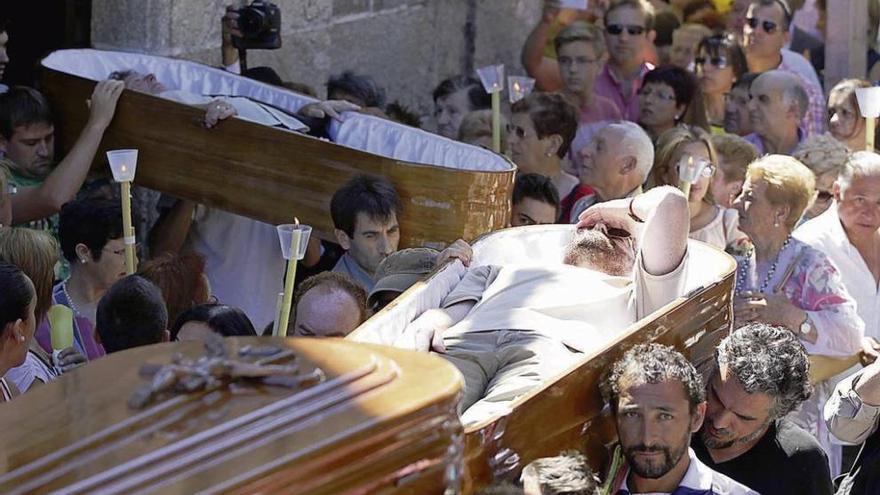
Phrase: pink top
[
  {"left": 579, "top": 94, "right": 622, "bottom": 124},
  {"left": 592, "top": 62, "right": 653, "bottom": 122}
]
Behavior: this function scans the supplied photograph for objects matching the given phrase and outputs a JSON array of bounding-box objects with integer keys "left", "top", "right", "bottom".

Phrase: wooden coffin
[
  {"left": 349, "top": 225, "right": 736, "bottom": 492},
  {"left": 0, "top": 337, "right": 463, "bottom": 494},
  {"left": 39, "top": 49, "right": 516, "bottom": 248}
]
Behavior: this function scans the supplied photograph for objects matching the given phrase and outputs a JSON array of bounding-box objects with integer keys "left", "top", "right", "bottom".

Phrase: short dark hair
[
  {"left": 432, "top": 75, "right": 491, "bottom": 110},
  {"left": 513, "top": 173, "right": 560, "bottom": 216},
  {"left": 642, "top": 65, "right": 700, "bottom": 108},
  {"left": 601, "top": 343, "right": 705, "bottom": 414},
  {"left": 171, "top": 303, "right": 256, "bottom": 340},
  {"left": 511, "top": 92, "right": 579, "bottom": 159},
  {"left": 330, "top": 174, "right": 402, "bottom": 238},
  {"left": 96, "top": 275, "right": 168, "bottom": 353},
  {"left": 0, "top": 86, "right": 54, "bottom": 140},
  {"left": 522, "top": 451, "right": 600, "bottom": 495},
  {"left": 715, "top": 323, "right": 812, "bottom": 417},
  {"left": 605, "top": 0, "right": 655, "bottom": 32},
  {"left": 751, "top": 0, "right": 793, "bottom": 29},
  {"left": 732, "top": 72, "right": 760, "bottom": 91},
  {"left": 59, "top": 198, "right": 124, "bottom": 264},
  {"left": 0, "top": 261, "right": 34, "bottom": 331},
  {"left": 294, "top": 271, "right": 368, "bottom": 325},
  {"left": 327, "top": 70, "right": 387, "bottom": 108},
  {"left": 243, "top": 66, "right": 284, "bottom": 87},
  {"left": 697, "top": 34, "right": 749, "bottom": 80}
]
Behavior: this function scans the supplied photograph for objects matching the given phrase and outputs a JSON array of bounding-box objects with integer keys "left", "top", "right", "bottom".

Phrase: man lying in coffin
[
  {"left": 107, "top": 69, "right": 357, "bottom": 133},
  {"left": 403, "top": 185, "right": 691, "bottom": 425}
]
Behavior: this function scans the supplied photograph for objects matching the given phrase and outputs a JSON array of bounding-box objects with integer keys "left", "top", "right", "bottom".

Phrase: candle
[
  {"left": 106, "top": 149, "right": 139, "bottom": 275},
  {"left": 855, "top": 87, "right": 880, "bottom": 151},
  {"left": 274, "top": 219, "right": 312, "bottom": 337}
]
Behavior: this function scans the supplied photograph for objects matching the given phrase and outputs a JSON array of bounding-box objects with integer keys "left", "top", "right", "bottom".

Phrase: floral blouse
[{"left": 734, "top": 237, "right": 864, "bottom": 357}]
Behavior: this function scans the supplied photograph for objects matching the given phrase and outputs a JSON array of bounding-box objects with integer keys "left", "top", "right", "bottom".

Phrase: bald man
[
  {"left": 290, "top": 272, "right": 367, "bottom": 338},
  {"left": 744, "top": 70, "right": 808, "bottom": 155}
]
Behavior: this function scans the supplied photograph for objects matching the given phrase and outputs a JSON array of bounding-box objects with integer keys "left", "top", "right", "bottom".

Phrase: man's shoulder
[
  {"left": 688, "top": 453, "right": 759, "bottom": 495},
  {"left": 773, "top": 418, "right": 830, "bottom": 462},
  {"left": 794, "top": 210, "right": 840, "bottom": 247}
]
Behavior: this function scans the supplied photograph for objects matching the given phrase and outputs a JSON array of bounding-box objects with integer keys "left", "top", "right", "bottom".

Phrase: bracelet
[{"left": 628, "top": 198, "right": 644, "bottom": 223}]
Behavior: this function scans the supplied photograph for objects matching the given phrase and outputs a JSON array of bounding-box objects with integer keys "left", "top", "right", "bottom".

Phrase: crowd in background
[{"left": 1, "top": 0, "right": 880, "bottom": 493}]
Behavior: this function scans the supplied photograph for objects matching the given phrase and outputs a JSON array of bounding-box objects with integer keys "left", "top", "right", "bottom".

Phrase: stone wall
[{"left": 92, "top": 0, "right": 542, "bottom": 126}]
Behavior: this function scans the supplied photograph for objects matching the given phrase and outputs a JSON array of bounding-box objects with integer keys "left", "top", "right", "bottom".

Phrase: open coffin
[
  {"left": 349, "top": 225, "right": 736, "bottom": 492},
  {"left": 39, "top": 49, "right": 516, "bottom": 248},
  {"left": 0, "top": 337, "right": 463, "bottom": 494}
]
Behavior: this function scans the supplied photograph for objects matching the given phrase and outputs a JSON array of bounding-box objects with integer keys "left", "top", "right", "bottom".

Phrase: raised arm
[
  {"left": 11, "top": 80, "right": 124, "bottom": 223},
  {"left": 522, "top": 1, "right": 564, "bottom": 91},
  {"left": 577, "top": 186, "right": 689, "bottom": 277}
]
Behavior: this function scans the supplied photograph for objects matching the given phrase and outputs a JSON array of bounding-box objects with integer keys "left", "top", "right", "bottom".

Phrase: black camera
[{"left": 232, "top": 0, "right": 282, "bottom": 50}]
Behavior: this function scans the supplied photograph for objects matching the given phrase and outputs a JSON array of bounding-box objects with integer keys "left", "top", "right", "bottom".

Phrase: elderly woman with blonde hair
[
  {"left": 650, "top": 125, "right": 746, "bottom": 249},
  {"left": 793, "top": 134, "right": 851, "bottom": 221},
  {"left": 731, "top": 155, "right": 865, "bottom": 475}
]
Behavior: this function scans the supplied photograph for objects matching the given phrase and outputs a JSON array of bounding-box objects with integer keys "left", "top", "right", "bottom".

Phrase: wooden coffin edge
[
  {"left": 0, "top": 337, "right": 464, "bottom": 495},
  {"left": 349, "top": 228, "right": 736, "bottom": 492},
  {"left": 38, "top": 62, "right": 516, "bottom": 247}
]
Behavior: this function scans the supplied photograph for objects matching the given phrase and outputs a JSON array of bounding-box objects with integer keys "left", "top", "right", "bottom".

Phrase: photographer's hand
[{"left": 221, "top": 5, "right": 242, "bottom": 68}]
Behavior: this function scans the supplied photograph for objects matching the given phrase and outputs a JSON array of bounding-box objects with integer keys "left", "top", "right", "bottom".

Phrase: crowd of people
[{"left": 1, "top": 0, "right": 880, "bottom": 493}]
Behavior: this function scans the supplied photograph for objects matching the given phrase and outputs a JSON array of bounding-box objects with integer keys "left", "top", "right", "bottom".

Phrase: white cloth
[
  {"left": 689, "top": 206, "right": 746, "bottom": 250},
  {"left": 795, "top": 204, "right": 880, "bottom": 343},
  {"left": 442, "top": 252, "right": 689, "bottom": 353},
  {"left": 185, "top": 206, "right": 285, "bottom": 332},
  {"left": 618, "top": 449, "right": 759, "bottom": 495},
  {"left": 4, "top": 351, "right": 56, "bottom": 393},
  {"left": 160, "top": 90, "right": 308, "bottom": 132}
]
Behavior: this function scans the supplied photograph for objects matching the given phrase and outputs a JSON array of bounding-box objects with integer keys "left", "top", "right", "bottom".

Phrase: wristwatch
[{"left": 798, "top": 315, "right": 813, "bottom": 339}]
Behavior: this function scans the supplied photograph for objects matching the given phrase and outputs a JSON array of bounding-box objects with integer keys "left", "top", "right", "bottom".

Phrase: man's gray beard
[
  {"left": 700, "top": 417, "right": 772, "bottom": 450},
  {"left": 564, "top": 229, "right": 631, "bottom": 276}
]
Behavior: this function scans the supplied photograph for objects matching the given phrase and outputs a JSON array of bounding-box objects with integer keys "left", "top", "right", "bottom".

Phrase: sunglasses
[
  {"left": 606, "top": 227, "right": 632, "bottom": 239},
  {"left": 506, "top": 124, "right": 527, "bottom": 139},
  {"left": 745, "top": 17, "right": 779, "bottom": 34},
  {"left": 694, "top": 56, "right": 729, "bottom": 69},
  {"left": 606, "top": 24, "right": 646, "bottom": 36},
  {"left": 816, "top": 190, "right": 833, "bottom": 202},
  {"left": 638, "top": 86, "right": 677, "bottom": 101}
]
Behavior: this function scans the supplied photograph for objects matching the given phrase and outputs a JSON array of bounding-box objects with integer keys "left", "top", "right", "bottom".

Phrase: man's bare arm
[
  {"left": 521, "top": 1, "right": 564, "bottom": 91},
  {"left": 633, "top": 186, "right": 689, "bottom": 276},
  {"left": 11, "top": 80, "right": 124, "bottom": 223}
]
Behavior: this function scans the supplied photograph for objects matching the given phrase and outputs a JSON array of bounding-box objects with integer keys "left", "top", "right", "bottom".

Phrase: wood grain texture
[
  {"left": 40, "top": 69, "right": 515, "bottom": 248},
  {"left": 0, "top": 337, "right": 463, "bottom": 494}
]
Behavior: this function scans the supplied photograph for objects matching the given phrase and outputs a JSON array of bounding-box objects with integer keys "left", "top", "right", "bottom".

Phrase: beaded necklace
[
  {"left": 61, "top": 281, "right": 83, "bottom": 316},
  {"left": 735, "top": 235, "right": 792, "bottom": 295}
]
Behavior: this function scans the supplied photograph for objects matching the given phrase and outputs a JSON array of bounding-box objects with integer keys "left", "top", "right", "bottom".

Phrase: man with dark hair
[
  {"left": 95, "top": 275, "right": 169, "bottom": 353},
  {"left": 602, "top": 343, "right": 756, "bottom": 494},
  {"left": 521, "top": 451, "right": 600, "bottom": 495},
  {"left": 0, "top": 81, "right": 123, "bottom": 233},
  {"left": 723, "top": 73, "right": 758, "bottom": 137},
  {"left": 406, "top": 186, "right": 690, "bottom": 424},
  {"left": 594, "top": 0, "right": 657, "bottom": 121},
  {"left": 692, "top": 323, "right": 832, "bottom": 494},
  {"left": 432, "top": 75, "right": 492, "bottom": 139},
  {"left": 290, "top": 271, "right": 367, "bottom": 338},
  {"left": 511, "top": 173, "right": 559, "bottom": 227},
  {"left": 330, "top": 174, "right": 403, "bottom": 290},
  {"left": 327, "top": 71, "right": 386, "bottom": 110}
]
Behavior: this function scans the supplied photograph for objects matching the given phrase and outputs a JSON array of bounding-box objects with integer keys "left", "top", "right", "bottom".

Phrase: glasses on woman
[
  {"left": 745, "top": 17, "right": 779, "bottom": 34},
  {"left": 694, "top": 56, "right": 729, "bottom": 69},
  {"left": 638, "top": 86, "right": 677, "bottom": 102},
  {"left": 606, "top": 24, "right": 646, "bottom": 36}
]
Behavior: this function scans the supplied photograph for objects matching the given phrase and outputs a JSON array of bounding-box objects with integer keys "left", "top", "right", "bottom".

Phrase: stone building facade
[{"left": 92, "top": 0, "right": 542, "bottom": 126}]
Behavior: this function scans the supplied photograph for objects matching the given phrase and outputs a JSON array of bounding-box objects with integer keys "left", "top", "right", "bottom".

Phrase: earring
[
  {"left": 80, "top": 258, "right": 87, "bottom": 264},
  {"left": 774, "top": 220, "right": 779, "bottom": 227},
  {"left": 18, "top": 335, "right": 25, "bottom": 342}
]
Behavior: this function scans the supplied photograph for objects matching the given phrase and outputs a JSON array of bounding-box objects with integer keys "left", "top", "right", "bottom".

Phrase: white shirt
[
  {"left": 795, "top": 204, "right": 880, "bottom": 342},
  {"left": 689, "top": 206, "right": 746, "bottom": 251},
  {"left": 185, "top": 207, "right": 285, "bottom": 332}
]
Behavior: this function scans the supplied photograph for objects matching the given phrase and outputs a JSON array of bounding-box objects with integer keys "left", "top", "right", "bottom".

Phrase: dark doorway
[{"left": 1, "top": 0, "right": 91, "bottom": 87}]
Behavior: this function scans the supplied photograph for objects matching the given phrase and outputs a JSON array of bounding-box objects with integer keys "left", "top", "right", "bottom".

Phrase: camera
[{"left": 232, "top": 1, "right": 282, "bottom": 50}]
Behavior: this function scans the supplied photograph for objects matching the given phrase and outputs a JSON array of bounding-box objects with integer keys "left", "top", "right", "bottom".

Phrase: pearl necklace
[
  {"left": 61, "top": 281, "right": 83, "bottom": 316},
  {"left": 735, "top": 236, "right": 792, "bottom": 295}
]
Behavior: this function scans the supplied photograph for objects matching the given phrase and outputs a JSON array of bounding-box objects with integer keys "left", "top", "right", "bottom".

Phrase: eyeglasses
[
  {"left": 606, "top": 24, "right": 646, "bottom": 36},
  {"left": 694, "top": 56, "right": 729, "bottom": 69},
  {"left": 606, "top": 227, "right": 632, "bottom": 239},
  {"left": 506, "top": 123, "right": 527, "bottom": 139},
  {"left": 638, "top": 86, "right": 677, "bottom": 101},
  {"left": 745, "top": 17, "right": 780, "bottom": 34}
]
